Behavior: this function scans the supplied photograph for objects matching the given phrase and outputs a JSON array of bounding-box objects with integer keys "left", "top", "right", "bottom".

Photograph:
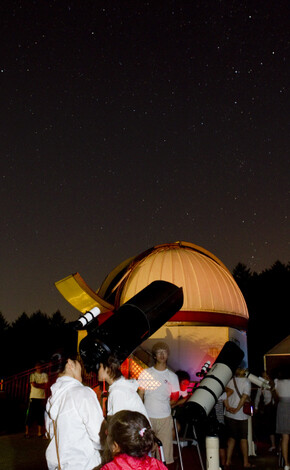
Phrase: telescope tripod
[{"left": 173, "top": 415, "right": 205, "bottom": 470}]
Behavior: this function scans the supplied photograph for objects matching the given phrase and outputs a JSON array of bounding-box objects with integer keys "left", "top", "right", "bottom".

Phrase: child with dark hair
[
  {"left": 97, "top": 410, "right": 167, "bottom": 470},
  {"left": 98, "top": 355, "right": 149, "bottom": 420}
]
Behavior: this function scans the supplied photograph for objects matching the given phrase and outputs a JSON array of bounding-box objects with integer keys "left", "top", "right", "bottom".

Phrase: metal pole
[
  {"left": 192, "top": 423, "right": 206, "bottom": 470},
  {"left": 173, "top": 416, "right": 184, "bottom": 470}
]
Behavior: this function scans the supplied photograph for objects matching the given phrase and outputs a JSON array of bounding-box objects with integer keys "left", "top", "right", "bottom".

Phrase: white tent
[{"left": 264, "top": 335, "right": 290, "bottom": 375}]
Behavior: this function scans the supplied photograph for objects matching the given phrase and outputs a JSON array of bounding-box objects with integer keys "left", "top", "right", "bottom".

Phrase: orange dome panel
[{"left": 117, "top": 242, "right": 248, "bottom": 323}]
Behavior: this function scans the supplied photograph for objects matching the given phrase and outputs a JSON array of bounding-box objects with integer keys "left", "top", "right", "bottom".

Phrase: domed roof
[
  {"left": 55, "top": 241, "right": 248, "bottom": 330},
  {"left": 113, "top": 242, "right": 248, "bottom": 329}
]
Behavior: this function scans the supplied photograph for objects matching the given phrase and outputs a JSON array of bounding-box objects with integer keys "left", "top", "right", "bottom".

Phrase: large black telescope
[{"left": 79, "top": 280, "right": 184, "bottom": 372}]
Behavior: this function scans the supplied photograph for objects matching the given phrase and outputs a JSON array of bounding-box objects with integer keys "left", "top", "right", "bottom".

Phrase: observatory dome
[
  {"left": 55, "top": 241, "right": 248, "bottom": 330},
  {"left": 110, "top": 241, "right": 248, "bottom": 329}
]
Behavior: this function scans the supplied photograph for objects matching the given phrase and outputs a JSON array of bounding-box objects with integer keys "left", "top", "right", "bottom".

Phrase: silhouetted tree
[
  {"left": 233, "top": 260, "right": 289, "bottom": 375},
  {"left": 48, "top": 310, "right": 77, "bottom": 358},
  {"left": 232, "top": 263, "right": 253, "bottom": 301},
  {"left": 50, "top": 310, "right": 66, "bottom": 328},
  {"left": 5, "top": 313, "right": 31, "bottom": 375},
  {"left": 3, "top": 310, "right": 77, "bottom": 377},
  {"left": 0, "top": 312, "right": 9, "bottom": 331},
  {"left": 28, "top": 310, "right": 51, "bottom": 366},
  {"left": 0, "top": 312, "right": 10, "bottom": 377}
]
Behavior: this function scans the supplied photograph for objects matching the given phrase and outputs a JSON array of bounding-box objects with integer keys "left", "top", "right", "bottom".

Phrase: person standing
[
  {"left": 138, "top": 342, "right": 180, "bottom": 468},
  {"left": 254, "top": 371, "right": 277, "bottom": 451},
  {"left": 224, "top": 367, "right": 254, "bottom": 468},
  {"left": 45, "top": 355, "right": 103, "bottom": 470},
  {"left": 214, "top": 387, "right": 233, "bottom": 468},
  {"left": 171, "top": 370, "right": 192, "bottom": 437},
  {"left": 25, "top": 362, "right": 48, "bottom": 438},
  {"left": 97, "top": 354, "right": 150, "bottom": 420},
  {"left": 275, "top": 367, "right": 290, "bottom": 470}
]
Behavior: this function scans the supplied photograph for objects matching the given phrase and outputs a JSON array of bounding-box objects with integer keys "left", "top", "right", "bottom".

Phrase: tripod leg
[
  {"left": 155, "top": 437, "right": 167, "bottom": 466},
  {"left": 173, "top": 417, "right": 184, "bottom": 470},
  {"left": 192, "top": 424, "right": 205, "bottom": 470}
]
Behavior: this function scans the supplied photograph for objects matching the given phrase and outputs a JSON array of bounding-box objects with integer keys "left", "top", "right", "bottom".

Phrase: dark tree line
[
  {"left": 233, "top": 260, "right": 290, "bottom": 375},
  {"left": 0, "top": 310, "right": 77, "bottom": 378},
  {"left": 0, "top": 260, "right": 289, "bottom": 378}
]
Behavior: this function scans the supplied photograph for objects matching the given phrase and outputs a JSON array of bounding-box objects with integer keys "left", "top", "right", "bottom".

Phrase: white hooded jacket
[
  {"left": 107, "top": 376, "right": 150, "bottom": 421},
  {"left": 45, "top": 376, "right": 103, "bottom": 470}
]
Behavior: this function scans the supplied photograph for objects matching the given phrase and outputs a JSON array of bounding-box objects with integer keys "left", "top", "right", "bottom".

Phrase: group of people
[
  {"left": 26, "top": 341, "right": 180, "bottom": 470},
  {"left": 214, "top": 366, "right": 290, "bottom": 470},
  {"left": 254, "top": 368, "right": 290, "bottom": 470},
  {"left": 25, "top": 343, "right": 290, "bottom": 470}
]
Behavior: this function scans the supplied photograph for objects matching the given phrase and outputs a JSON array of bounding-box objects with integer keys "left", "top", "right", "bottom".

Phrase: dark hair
[
  {"left": 275, "top": 365, "right": 290, "bottom": 380},
  {"left": 102, "top": 355, "right": 122, "bottom": 381},
  {"left": 151, "top": 341, "right": 170, "bottom": 358},
  {"left": 50, "top": 352, "right": 79, "bottom": 375},
  {"left": 100, "top": 411, "right": 155, "bottom": 466},
  {"left": 175, "top": 370, "right": 190, "bottom": 383}
]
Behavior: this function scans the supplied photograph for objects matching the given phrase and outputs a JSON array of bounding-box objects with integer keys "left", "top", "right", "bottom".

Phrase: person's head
[
  {"left": 106, "top": 410, "right": 155, "bottom": 458},
  {"left": 276, "top": 365, "right": 290, "bottom": 380},
  {"left": 35, "top": 362, "right": 43, "bottom": 373},
  {"left": 98, "top": 355, "right": 122, "bottom": 384},
  {"left": 262, "top": 371, "right": 270, "bottom": 380},
  {"left": 52, "top": 352, "right": 83, "bottom": 383},
  {"left": 63, "top": 358, "right": 83, "bottom": 382},
  {"left": 176, "top": 370, "right": 190, "bottom": 392},
  {"left": 235, "top": 367, "right": 246, "bottom": 377},
  {"left": 152, "top": 341, "right": 170, "bottom": 365}
]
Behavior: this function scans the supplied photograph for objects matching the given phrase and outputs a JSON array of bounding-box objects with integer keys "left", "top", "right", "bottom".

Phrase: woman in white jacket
[
  {"left": 45, "top": 356, "right": 103, "bottom": 470},
  {"left": 98, "top": 354, "right": 149, "bottom": 420}
]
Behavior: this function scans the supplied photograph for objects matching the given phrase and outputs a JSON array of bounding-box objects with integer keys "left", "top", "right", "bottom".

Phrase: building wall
[{"left": 141, "top": 325, "right": 248, "bottom": 381}]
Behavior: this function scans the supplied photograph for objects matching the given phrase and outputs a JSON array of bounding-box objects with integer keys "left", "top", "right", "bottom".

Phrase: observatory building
[{"left": 56, "top": 241, "right": 249, "bottom": 378}]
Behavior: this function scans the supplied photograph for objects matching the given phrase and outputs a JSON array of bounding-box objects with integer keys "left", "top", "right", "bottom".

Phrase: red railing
[
  {"left": 1, "top": 363, "right": 51, "bottom": 403},
  {"left": 1, "top": 354, "right": 148, "bottom": 404}
]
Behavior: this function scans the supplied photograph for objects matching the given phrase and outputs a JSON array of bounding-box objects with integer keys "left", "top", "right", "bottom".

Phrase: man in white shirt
[{"left": 138, "top": 342, "right": 180, "bottom": 468}]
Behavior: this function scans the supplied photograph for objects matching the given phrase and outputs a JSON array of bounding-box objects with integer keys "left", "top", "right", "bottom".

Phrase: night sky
[{"left": 1, "top": 1, "right": 289, "bottom": 323}]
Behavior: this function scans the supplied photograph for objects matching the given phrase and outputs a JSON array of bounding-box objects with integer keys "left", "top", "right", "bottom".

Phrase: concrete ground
[
  {"left": 0, "top": 433, "right": 282, "bottom": 470},
  {"left": 0, "top": 433, "right": 48, "bottom": 470},
  {"left": 174, "top": 439, "right": 281, "bottom": 470}
]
